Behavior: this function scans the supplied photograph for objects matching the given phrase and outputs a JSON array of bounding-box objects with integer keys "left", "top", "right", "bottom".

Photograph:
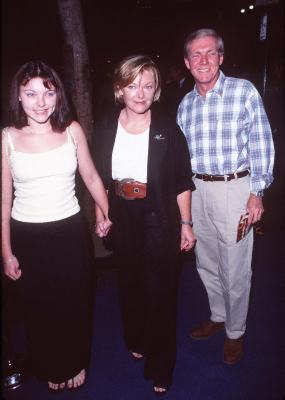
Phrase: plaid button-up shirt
[{"left": 177, "top": 71, "right": 275, "bottom": 193}]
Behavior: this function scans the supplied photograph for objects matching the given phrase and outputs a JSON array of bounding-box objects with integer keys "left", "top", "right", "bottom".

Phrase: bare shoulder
[
  {"left": 2, "top": 126, "right": 13, "bottom": 136},
  {"left": 2, "top": 127, "right": 31, "bottom": 148},
  {"left": 69, "top": 120, "right": 84, "bottom": 134},
  {"left": 69, "top": 121, "right": 86, "bottom": 142},
  {"left": 2, "top": 126, "right": 9, "bottom": 137},
  {"left": 2, "top": 126, "right": 16, "bottom": 140},
  {"left": 2, "top": 127, "right": 12, "bottom": 156}
]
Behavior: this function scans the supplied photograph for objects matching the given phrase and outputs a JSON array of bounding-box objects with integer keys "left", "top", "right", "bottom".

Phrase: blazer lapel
[{"left": 147, "top": 108, "right": 168, "bottom": 188}]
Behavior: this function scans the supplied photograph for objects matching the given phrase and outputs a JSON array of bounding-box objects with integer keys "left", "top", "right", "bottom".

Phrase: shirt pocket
[{"left": 216, "top": 118, "right": 248, "bottom": 147}]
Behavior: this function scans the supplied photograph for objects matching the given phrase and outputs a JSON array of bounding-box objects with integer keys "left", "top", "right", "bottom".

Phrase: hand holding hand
[
  {"left": 180, "top": 225, "right": 196, "bottom": 252},
  {"left": 3, "top": 255, "right": 22, "bottom": 281},
  {"left": 95, "top": 217, "right": 112, "bottom": 237}
]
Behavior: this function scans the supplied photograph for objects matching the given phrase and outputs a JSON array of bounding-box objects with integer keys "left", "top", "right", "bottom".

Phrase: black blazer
[{"left": 92, "top": 103, "right": 195, "bottom": 253}]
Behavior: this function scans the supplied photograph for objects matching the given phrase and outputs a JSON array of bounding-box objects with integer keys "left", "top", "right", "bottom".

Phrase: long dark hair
[{"left": 9, "top": 60, "right": 72, "bottom": 132}]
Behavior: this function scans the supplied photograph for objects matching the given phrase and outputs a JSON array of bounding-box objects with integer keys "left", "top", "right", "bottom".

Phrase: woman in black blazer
[{"left": 93, "top": 55, "right": 196, "bottom": 395}]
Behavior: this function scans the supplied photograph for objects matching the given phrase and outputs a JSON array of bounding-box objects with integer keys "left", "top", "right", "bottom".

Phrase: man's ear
[
  {"left": 219, "top": 54, "right": 224, "bottom": 66},
  {"left": 184, "top": 58, "right": 191, "bottom": 71}
]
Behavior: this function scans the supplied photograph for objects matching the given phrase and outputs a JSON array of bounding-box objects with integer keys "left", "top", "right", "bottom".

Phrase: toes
[
  {"left": 74, "top": 378, "right": 79, "bottom": 388},
  {"left": 154, "top": 386, "right": 167, "bottom": 393},
  {"left": 48, "top": 381, "right": 66, "bottom": 390},
  {"left": 74, "top": 369, "right": 85, "bottom": 387},
  {"left": 48, "top": 382, "right": 59, "bottom": 390},
  {"left": 131, "top": 352, "right": 143, "bottom": 359},
  {"left": 67, "top": 369, "right": 85, "bottom": 389}
]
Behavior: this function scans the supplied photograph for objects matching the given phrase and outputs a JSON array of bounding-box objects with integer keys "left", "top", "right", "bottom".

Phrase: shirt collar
[{"left": 193, "top": 70, "right": 225, "bottom": 97}]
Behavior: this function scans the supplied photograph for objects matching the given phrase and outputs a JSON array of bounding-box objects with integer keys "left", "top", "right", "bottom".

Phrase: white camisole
[{"left": 5, "top": 127, "right": 80, "bottom": 223}]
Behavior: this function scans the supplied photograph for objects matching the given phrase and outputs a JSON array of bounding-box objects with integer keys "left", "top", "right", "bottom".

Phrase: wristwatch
[
  {"left": 251, "top": 190, "right": 264, "bottom": 197},
  {"left": 180, "top": 220, "right": 193, "bottom": 227}
]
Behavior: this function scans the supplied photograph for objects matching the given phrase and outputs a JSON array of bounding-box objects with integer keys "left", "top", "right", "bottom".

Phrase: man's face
[{"left": 184, "top": 36, "right": 223, "bottom": 91}]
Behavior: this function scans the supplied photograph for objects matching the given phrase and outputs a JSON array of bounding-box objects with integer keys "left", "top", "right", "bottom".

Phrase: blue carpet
[{"left": 3, "top": 229, "right": 285, "bottom": 400}]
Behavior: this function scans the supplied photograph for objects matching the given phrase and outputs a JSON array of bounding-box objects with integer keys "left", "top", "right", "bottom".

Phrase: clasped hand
[{"left": 95, "top": 218, "right": 112, "bottom": 238}]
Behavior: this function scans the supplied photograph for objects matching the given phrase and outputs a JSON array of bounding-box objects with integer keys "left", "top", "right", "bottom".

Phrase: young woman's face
[
  {"left": 119, "top": 69, "right": 156, "bottom": 114},
  {"left": 19, "top": 77, "right": 57, "bottom": 124}
]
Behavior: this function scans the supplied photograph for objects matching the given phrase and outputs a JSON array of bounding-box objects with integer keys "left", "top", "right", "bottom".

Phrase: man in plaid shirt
[{"left": 177, "top": 28, "right": 274, "bottom": 364}]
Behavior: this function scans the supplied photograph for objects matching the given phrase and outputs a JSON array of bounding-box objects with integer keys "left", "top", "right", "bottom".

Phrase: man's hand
[{"left": 246, "top": 194, "right": 264, "bottom": 225}]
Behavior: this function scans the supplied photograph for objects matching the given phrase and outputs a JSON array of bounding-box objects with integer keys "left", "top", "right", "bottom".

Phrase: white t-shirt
[{"left": 112, "top": 122, "right": 149, "bottom": 183}]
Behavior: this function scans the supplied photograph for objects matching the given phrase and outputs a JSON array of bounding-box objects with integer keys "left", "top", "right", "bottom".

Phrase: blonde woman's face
[{"left": 119, "top": 69, "right": 156, "bottom": 114}]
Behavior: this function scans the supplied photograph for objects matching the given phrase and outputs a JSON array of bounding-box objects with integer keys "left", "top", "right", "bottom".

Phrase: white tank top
[
  {"left": 112, "top": 122, "right": 149, "bottom": 183},
  {"left": 5, "top": 127, "right": 80, "bottom": 223}
]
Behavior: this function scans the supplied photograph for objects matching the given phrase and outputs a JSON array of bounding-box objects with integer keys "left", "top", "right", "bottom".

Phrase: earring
[{"left": 19, "top": 98, "right": 22, "bottom": 102}]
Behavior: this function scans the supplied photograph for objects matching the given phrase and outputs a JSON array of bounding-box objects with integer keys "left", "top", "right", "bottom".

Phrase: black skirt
[{"left": 11, "top": 212, "right": 93, "bottom": 383}]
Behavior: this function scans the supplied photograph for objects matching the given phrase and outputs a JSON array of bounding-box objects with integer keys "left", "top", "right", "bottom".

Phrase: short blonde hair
[{"left": 113, "top": 55, "right": 161, "bottom": 103}]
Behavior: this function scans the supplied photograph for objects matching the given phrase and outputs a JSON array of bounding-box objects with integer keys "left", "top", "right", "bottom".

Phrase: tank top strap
[
  {"left": 66, "top": 125, "right": 77, "bottom": 147},
  {"left": 2, "top": 128, "right": 15, "bottom": 156}
]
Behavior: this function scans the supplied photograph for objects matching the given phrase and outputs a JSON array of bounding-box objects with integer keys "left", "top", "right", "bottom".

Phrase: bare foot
[
  {"left": 48, "top": 381, "right": 65, "bottom": 390},
  {"left": 67, "top": 369, "right": 85, "bottom": 389},
  {"left": 131, "top": 352, "right": 143, "bottom": 359},
  {"left": 153, "top": 385, "right": 167, "bottom": 394}
]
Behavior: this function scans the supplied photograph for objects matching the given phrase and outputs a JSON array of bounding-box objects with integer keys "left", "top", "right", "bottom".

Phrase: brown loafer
[
  {"left": 190, "top": 320, "right": 225, "bottom": 340},
  {"left": 223, "top": 336, "right": 244, "bottom": 364}
]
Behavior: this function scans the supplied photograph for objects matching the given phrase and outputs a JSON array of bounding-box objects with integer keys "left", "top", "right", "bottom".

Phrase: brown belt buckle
[
  {"left": 118, "top": 178, "right": 135, "bottom": 200},
  {"left": 202, "top": 175, "right": 211, "bottom": 181}
]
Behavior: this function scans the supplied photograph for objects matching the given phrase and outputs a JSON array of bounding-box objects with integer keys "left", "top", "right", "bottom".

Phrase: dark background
[
  {"left": 1, "top": 0, "right": 284, "bottom": 114},
  {"left": 1, "top": 4, "right": 284, "bottom": 399}
]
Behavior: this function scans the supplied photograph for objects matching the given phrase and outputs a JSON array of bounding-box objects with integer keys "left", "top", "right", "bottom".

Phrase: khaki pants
[{"left": 192, "top": 176, "right": 253, "bottom": 339}]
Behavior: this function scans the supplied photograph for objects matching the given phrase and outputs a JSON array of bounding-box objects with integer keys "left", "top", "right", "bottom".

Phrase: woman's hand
[
  {"left": 180, "top": 225, "right": 196, "bottom": 252},
  {"left": 95, "top": 218, "right": 112, "bottom": 238},
  {"left": 3, "top": 255, "right": 22, "bottom": 280}
]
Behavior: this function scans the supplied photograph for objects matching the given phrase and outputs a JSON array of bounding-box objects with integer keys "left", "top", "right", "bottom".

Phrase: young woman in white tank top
[{"left": 1, "top": 61, "right": 112, "bottom": 390}]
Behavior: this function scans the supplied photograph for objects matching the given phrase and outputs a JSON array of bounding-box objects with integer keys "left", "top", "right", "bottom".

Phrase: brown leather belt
[
  {"left": 195, "top": 170, "right": 249, "bottom": 182},
  {"left": 114, "top": 179, "right": 147, "bottom": 200}
]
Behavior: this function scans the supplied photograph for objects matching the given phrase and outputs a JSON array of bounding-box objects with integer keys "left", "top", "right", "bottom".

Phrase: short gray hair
[{"left": 184, "top": 28, "right": 224, "bottom": 58}]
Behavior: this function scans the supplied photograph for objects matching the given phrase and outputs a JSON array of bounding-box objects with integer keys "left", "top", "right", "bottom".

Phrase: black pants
[{"left": 113, "top": 197, "right": 178, "bottom": 387}]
